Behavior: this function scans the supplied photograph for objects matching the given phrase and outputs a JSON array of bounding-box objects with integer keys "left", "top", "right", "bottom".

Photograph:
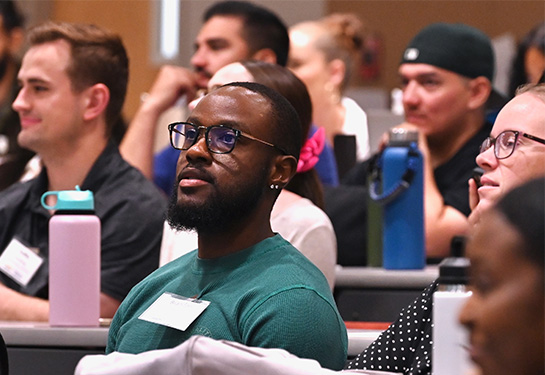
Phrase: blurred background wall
[{"left": 15, "top": 0, "right": 545, "bottom": 122}]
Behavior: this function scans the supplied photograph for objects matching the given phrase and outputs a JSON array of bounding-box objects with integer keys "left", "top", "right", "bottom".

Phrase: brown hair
[
  {"left": 241, "top": 60, "right": 324, "bottom": 208},
  {"left": 317, "top": 13, "right": 366, "bottom": 91},
  {"left": 27, "top": 22, "right": 129, "bottom": 135}
]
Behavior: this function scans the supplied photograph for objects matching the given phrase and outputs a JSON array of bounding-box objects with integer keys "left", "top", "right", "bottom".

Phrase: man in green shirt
[{"left": 107, "top": 82, "right": 347, "bottom": 370}]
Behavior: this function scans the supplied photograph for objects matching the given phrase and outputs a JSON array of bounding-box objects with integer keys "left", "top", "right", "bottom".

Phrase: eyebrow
[
  {"left": 194, "top": 37, "right": 229, "bottom": 51},
  {"left": 185, "top": 118, "right": 251, "bottom": 134},
  {"left": 18, "top": 77, "right": 50, "bottom": 86}
]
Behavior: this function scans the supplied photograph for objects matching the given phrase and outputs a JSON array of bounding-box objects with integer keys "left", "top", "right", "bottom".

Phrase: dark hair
[
  {"left": 204, "top": 1, "right": 289, "bottom": 66},
  {"left": 0, "top": 0, "right": 24, "bottom": 32},
  {"left": 240, "top": 60, "right": 324, "bottom": 208},
  {"left": 223, "top": 81, "right": 301, "bottom": 161},
  {"left": 495, "top": 177, "right": 545, "bottom": 268},
  {"left": 508, "top": 22, "right": 545, "bottom": 98},
  {"left": 27, "top": 22, "right": 129, "bottom": 135}
]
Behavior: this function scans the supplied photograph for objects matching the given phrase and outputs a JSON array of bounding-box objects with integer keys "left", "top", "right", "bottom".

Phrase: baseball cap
[
  {"left": 401, "top": 23, "right": 494, "bottom": 81},
  {"left": 401, "top": 22, "right": 507, "bottom": 111}
]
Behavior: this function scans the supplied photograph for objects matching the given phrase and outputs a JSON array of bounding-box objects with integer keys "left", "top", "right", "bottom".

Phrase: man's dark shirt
[
  {"left": 326, "top": 121, "right": 493, "bottom": 266},
  {"left": 0, "top": 142, "right": 166, "bottom": 300},
  {"left": 0, "top": 70, "right": 34, "bottom": 191}
]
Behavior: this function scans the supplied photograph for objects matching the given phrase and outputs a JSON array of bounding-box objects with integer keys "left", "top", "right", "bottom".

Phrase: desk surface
[
  {"left": 335, "top": 266, "right": 438, "bottom": 289},
  {"left": 0, "top": 321, "right": 378, "bottom": 357},
  {"left": 0, "top": 321, "right": 108, "bottom": 348}
]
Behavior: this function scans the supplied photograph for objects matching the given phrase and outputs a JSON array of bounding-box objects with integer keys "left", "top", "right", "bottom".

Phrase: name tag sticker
[
  {"left": 0, "top": 238, "right": 43, "bottom": 286},
  {"left": 138, "top": 292, "right": 210, "bottom": 331}
]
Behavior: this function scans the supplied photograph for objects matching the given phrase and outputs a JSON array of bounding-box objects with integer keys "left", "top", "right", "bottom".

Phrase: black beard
[{"left": 166, "top": 166, "right": 269, "bottom": 235}]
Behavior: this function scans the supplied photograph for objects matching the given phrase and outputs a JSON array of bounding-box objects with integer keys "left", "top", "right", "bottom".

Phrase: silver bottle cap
[{"left": 388, "top": 128, "right": 419, "bottom": 146}]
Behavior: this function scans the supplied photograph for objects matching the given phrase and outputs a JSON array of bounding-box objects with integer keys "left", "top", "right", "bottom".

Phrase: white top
[
  {"left": 159, "top": 193, "right": 337, "bottom": 290},
  {"left": 341, "top": 96, "right": 370, "bottom": 162}
]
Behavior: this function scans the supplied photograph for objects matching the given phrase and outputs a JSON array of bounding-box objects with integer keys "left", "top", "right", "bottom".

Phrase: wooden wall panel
[
  {"left": 52, "top": 0, "right": 156, "bottom": 121},
  {"left": 326, "top": 0, "right": 545, "bottom": 93}
]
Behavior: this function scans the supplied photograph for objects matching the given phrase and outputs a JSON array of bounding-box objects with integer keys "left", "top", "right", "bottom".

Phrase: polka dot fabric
[{"left": 344, "top": 280, "right": 438, "bottom": 375}]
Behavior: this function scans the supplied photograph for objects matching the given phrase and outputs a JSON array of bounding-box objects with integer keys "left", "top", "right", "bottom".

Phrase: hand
[
  {"left": 142, "top": 65, "right": 198, "bottom": 114},
  {"left": 382, "top": 122, "right": 430, "bottom": 160},
  {"left": 468, "top": 177, "right": 480, "bottom": 211},
  {"left": 468, "top": 178, "right": 495, "bottom": 228}
]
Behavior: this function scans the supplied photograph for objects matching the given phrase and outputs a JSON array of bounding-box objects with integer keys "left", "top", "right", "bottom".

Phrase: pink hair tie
[{"left": 297, "top": 127, "right": 325, "bottom": 173}]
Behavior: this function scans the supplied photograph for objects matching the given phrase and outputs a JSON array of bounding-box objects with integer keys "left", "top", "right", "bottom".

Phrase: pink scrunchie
[{"left": 297, "top": 126, "right": 325, "bottom": 173}]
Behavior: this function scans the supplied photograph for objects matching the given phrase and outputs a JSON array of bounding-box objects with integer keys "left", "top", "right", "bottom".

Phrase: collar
[{"left": 27, "top": 141, "right": 121, "bottom": 214}]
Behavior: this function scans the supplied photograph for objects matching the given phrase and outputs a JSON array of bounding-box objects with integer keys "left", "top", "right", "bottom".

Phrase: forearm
[
  {"left": 0, "top": 284, "right": 48, "bottom": 321},
  {"left": 424, "top": 172, "right": 469, "bottom": 258},
  {"left": 119, "top": 102, "right": 163, "bottom": 179},
  {"left": 100, "top": 292, "right": 121, "bottom": 319},
  {"left": 120, "top": 65, "right": 196, "bottom": 179}
]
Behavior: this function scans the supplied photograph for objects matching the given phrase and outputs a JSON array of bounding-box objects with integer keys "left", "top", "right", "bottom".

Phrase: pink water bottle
[{"left": 41, "top": 186, "right": 100, "bottom": 327}]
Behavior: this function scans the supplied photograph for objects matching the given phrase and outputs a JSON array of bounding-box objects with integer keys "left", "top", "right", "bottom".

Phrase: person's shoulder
[
  {"left": 0, "top": 179, "right": 35, "bottom": 211},
  {"left": 94, "top": 146, "right": 166, "bottom": 206},
  {"left": 276, "top": 196, "right": 332, "bottom": 226},
  {"left": 258, "top": 235, "right": 332, "bottom": 286},
  {"left": 130, "top": 250, "right": 197, "bottom": 292}
]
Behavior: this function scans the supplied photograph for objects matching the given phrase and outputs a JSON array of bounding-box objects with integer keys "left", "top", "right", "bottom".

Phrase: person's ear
[
  {"left": 328, "top": 58, "right": 346, "bottom": 89},
  {"left": 467, "top": 76, "right": 492, "bottom": 110},
  {"left": 269, "top": 154, "right": 297, "bottom": 190},
  {"left": 82, "top": 83, "right": 110, "bottom": 122},
  {"left": 251, "top": 48, "right": 278, "bottom": 64}
]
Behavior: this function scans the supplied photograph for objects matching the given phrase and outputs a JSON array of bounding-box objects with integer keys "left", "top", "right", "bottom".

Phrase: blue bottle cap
[{"left": 41, "top": 185, "right": 95, "bottom": 211}]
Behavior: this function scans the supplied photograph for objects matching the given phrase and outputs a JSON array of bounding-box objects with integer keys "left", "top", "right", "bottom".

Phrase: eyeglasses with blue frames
[
  {"left": 168, "top": 122, "right": 288, "bottom": 155},
  {"left": 479, "top": 130, "right": 545, "bottom": 160}
]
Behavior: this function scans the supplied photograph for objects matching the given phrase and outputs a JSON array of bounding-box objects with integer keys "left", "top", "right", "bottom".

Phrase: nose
[
  {"left": 185, "top": 131, "right": 211, "bottom": 163},
  {"left": 12, "top": 86, "right": 29, "bottom": 113},
  {"left": 402, "top": 81, "right": 420, "bottom": 108},
  {"left": 190, "top": 46, "right": 207, "bottom": 70},
  {"left": 476, "top": 144, "right": 498, "bottom": 172}
]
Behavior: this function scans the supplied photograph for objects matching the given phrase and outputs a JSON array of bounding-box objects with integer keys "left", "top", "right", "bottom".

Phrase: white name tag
[
  {"left": 0, "top": 238, "right": 44, "bottom": 286},
  {"left": 138, "top": 292, "right": 210, "bottom": 332}
]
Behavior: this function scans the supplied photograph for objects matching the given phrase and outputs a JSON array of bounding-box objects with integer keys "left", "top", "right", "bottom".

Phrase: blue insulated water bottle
[{"left": 371, "top": 128, "right": 425, "bottom": 269}]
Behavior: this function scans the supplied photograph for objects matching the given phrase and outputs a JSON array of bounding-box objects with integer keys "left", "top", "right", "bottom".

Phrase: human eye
[
  {"left": 421, "top": 77, "right": 440, "bottom": 88},
  {"left": 500, "top": 132, "right": 517, "bottom": 148},
  {"left": 217, "top": 129, "right": 236, "bottom": 146},
  {"left": 182, "top": 125, "right": 198, "bottom": 140},
  {"left": 31, "top": 84, "right": 48, "bottom": 93},
  {"left": 207, "top": 39, "right": 229, "bottom": 52},
  {"left": 287, "top": 58, "right": 301, "bottom": 69},
  {"left": 468, "top": 270, "right": 495, "bottom": 297}
]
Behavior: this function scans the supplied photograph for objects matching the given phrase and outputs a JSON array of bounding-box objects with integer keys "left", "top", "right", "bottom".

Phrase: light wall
[
  {"left": 15, "top": 0, "right": 545, "bottom": 120},
  {"left": 327, "top": 1, "right": 545, "bottom": 94},
  {"left": 41, "top": 0, "right": 325, "bottom": 123}
]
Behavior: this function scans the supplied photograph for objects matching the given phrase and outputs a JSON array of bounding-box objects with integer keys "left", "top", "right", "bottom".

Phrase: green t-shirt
[{"left": 107, "top": 234, "right": 347, "bottom": 370}]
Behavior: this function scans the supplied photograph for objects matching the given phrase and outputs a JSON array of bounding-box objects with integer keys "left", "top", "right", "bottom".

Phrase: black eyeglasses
[
  {"left": 168, "top": 122, "right": 287, "bottom": 155},
  {"left": 479, "top": 130, "right": 545, "bottom": 159}
]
